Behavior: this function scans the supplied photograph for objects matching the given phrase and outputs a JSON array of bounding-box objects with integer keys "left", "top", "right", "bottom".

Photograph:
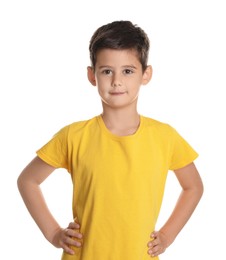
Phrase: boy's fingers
[
  {"left": 64, "top": 228, "right": 83, "bottom": 239},
  {"left": 68, "top": 222, "right": 80, "bottom": 229},
  {"left": 148, "top": 231, "right": 159, "bottom": 247},
  {"left": 64, "top": 236, "right": 82, "bottom": 247},
  {"left": 150, "top": 231, "right": 158, "bottom": 238},
  {"left": 62, "top": 243, "right": 76, "bottom": 255},
  {"left": 148, "top": 238, "right": 159, "bottom": 247},
  {"left": 148, "top": 244, "right": 165, "bottom": 257}
]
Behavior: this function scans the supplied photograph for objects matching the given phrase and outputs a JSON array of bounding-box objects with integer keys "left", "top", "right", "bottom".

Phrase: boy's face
[{"left": 87, "top": 49, "right": 152, "bottom": 109}]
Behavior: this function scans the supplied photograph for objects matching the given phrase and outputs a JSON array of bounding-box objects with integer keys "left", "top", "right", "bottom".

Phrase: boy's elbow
[
  {"left": 199, "top": 181, "right": 204, "bottom": 198},
  {"left": 17, "top": 174, "right": 24, "bottom": 193},
  {"left": 195, "top": 179, "right": 204, "bottom": 201},
  {"left": 17, "top": 173, "right": 29, "bottom": 193}
]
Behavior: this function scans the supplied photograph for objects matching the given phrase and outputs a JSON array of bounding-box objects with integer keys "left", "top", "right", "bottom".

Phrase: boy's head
[{"left": 89, "top": 21, "right": 150, "bottom": 72}]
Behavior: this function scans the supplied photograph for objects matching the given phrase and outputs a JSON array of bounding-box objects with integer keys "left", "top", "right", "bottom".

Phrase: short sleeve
[
  {"left": 36, "top": 125, "right": 69, "bottom": 170},
  {"left": 169, "top": 127, "right": 198, "bottom": 170}
]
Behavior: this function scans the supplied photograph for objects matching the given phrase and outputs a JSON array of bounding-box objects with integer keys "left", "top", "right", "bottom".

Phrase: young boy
[{"left": 17, "top": 20, "right": 203, "bottom": 259}]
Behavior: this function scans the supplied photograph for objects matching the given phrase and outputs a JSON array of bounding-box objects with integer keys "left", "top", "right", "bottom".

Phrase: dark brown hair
[{"left": 89, "top": 21, "right": 150, "bottom": 72}]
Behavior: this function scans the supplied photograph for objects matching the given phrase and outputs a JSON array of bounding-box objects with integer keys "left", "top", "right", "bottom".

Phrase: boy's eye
[
  {"left": 102, "top": 69, "right": 112, "bottom": 75},
  {"left": 123, "top": 69, "right": 133, "bottom": 74}
]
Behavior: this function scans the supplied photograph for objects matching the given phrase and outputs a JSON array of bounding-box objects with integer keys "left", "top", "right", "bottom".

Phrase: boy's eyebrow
[
  {"left": 122, "top": 65, "right": 137, "bottom": 69},
  {"left": 98, "top": 65, "right": 138, "bottom": 69}
]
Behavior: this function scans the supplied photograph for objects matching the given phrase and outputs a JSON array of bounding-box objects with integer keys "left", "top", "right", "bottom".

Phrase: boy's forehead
[
  {"left": 96, "top": 48, "right": 140, "bottom": 63},
  {"left": 94, "top": 49, "right": 142, "bottom": 70}
]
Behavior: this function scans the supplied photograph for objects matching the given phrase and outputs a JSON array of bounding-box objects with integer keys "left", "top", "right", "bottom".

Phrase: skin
[
  {"left": 87, "top": 49, "right": 152, "bottom": 136},
  {"left": 17, "top": 48, "right": 203, "bottom": 257}
]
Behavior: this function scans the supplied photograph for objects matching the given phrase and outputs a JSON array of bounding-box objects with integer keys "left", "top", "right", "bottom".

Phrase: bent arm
[
  {"left": 159, "top": 162, "right": 204, "bottom": 246},
  {"left": 17, "top": 156, "right": 61, "bottom": 243}
]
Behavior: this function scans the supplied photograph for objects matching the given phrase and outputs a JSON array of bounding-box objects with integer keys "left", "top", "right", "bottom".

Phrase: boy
[{"left": 17, "top": 20, "right": 203, "bottom": 259}]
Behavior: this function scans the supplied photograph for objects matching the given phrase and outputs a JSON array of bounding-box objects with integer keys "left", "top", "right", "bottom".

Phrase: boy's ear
[
  {"left": 142, "top": 65, "right": 153, "bottom": 85},
  {"left": 87, "top": 66, "right": 96, "bottom": 86}
]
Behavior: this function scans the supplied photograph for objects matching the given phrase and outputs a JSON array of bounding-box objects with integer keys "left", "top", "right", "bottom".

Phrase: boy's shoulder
[
  {"left": 67, "top": 115, "right": 97, "bottom": 127},
  {"left": 142, "top": 115, "right": 179, "bottom": 140},
  {"left": 142, "top": 115, "right": 173, "bottom": 129},
  {"left": 61, "top": 115, "right": 98, "bottom": 135}
]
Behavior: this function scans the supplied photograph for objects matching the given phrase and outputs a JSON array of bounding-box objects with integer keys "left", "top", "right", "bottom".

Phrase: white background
[{"left": 0, "top": 0, "right": 225, "bottom": 259}]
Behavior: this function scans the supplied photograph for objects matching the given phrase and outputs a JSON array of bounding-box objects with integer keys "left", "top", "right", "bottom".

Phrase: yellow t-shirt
[{"left": 37, "top": 115, "right": 198, "bottom": 260}]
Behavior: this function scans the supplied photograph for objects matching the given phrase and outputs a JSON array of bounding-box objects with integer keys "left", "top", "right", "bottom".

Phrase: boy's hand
[
  {"left": 147, "top": 231, "right": 168, "bottom": 257},
  {"left": 51, "top": 222, "right": 83, "bottom": 255}
]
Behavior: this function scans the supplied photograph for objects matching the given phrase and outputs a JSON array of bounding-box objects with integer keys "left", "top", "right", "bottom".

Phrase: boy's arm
[
  {"left": 147, "top": 162, "right": 204, "bottom": 257},
  {"left": 17, "top": 156, "right": 82, "bottom": 255}
]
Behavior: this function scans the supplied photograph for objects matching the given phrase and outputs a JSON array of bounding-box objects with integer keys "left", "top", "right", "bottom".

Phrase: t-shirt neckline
[{"left": 96, "top": 114, "right": 144, "bottom": 141}]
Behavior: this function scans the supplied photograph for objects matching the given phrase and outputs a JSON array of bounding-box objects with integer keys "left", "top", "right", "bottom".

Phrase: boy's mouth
[{"left": 109, "top": 91, "right": 127, "bottom": 95}]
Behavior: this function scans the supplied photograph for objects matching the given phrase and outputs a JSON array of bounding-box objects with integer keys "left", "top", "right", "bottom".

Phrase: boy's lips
[{"left": 109, "top": 91, "right": 127, "bottom": 95}]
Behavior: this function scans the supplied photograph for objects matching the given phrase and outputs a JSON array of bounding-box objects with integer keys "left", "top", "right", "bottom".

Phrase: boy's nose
[
  {"left": 111, "top": 75, "right": 122, "bottom": 87},
  {"left": 112, "top": 82, "right": 122, "bottom": 87}
]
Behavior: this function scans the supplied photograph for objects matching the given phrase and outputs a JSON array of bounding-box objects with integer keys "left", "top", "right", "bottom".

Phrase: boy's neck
[{"left": 101, "top": 106, "right": 140, "bottom": 136}]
